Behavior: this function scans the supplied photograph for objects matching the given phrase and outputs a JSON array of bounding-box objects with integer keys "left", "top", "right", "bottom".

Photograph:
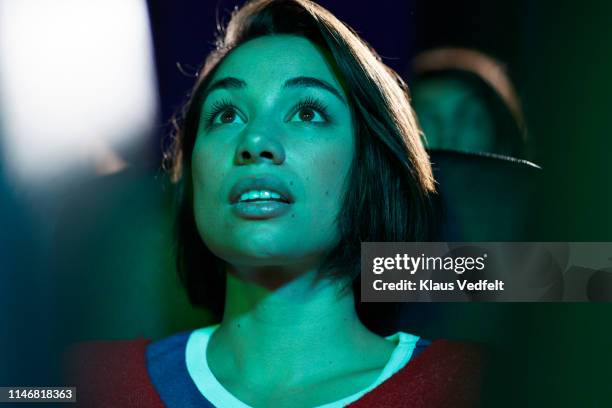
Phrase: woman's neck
[{"left": 207, "top": 266, "right": 390, "bottom": 390}]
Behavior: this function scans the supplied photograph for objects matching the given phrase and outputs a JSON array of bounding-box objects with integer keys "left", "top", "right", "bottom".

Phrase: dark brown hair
[{"left": 166, "top": 0, "right": 435, "bottom": 319}]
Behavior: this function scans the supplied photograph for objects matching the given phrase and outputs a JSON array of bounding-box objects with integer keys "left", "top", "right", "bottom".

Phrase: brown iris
[
  {"left": 220, "top": 109, "right": 236, "bottom": 123},
  {"left": 298, "top": 107, "right": 315, "bottom": 122}
]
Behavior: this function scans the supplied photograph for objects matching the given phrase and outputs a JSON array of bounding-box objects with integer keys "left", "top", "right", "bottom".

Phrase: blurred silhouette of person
[
  {"left": 410, "top": 48, "right": 527, "bottom": 159},
  {"left": 0, "top": 134, "right": 57, "bottom": 385},
  {"left": 51, "top": 130, "right": 212, "bottom": 343}
]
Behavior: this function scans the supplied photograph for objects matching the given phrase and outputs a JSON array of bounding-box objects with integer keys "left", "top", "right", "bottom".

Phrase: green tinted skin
[
  {"left": 411, "top": 77, "right": 496, "bottom": 153},
  {"left": 192, "top": 35, "right": 395, "bottom": 407}
]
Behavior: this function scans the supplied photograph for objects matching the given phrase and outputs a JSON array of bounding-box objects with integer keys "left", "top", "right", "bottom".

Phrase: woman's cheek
[
  {"left": 193, "top": 139, "right": 225, "bottom": 194},
  {"left": 308, "top": 143, "right": 353, "bottom": 223}
]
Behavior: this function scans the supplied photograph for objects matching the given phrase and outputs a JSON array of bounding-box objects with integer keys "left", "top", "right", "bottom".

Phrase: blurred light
[{"left": 0, "top": 0, "right": 158, "bottom": 184}]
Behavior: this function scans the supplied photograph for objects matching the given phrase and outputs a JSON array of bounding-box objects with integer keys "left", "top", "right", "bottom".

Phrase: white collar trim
[{"left": 185, "top": 324, "right": 420, "bottom": 408}]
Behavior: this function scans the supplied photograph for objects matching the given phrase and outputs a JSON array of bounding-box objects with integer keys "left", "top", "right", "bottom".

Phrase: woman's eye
[
  {"left": 290, "top": 107, "right": 326, "bottom": 123},
  {"left": 213, "top": 108, "right": 244, "bottom": 125}
]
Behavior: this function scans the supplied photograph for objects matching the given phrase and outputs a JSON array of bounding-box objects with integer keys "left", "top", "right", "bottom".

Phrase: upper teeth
[{"left": 238, "top": 190, "right": 283, "bottom": 202}]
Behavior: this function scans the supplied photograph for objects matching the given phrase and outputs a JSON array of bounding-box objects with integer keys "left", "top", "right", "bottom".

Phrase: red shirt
[{"left": 65, "top": 337, "right": 483, "bottom": 407}]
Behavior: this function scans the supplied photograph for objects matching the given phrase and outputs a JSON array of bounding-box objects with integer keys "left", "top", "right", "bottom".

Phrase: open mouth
[
  {"left": 229, "top": 175, "right": 295, "bottom": 204},
  {"left": 236, "top": 189, "right": 290, "bottom": 204},
  {"left": 229, "top": 176, "right": 295, "bottom": 219}
]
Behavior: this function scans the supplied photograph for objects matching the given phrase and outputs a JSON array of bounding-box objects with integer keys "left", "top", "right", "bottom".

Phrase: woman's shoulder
[
  {"left": 65, "top": 330, "right": 192, "bottom": 370},
  {"left": 64, "top": 331, "right": 196, "bottom": 408},
  {"left": 65, "top": 336, "right": 152, "bottom": 382},
  {"left": 146, "top": 330, "right": 192, "bottom": 361},
  {"left": 64, "top": 337, "right": 161, "bottom": 407},
  {"left": 349, "top": 338, "right": 485, "bottom": 408}
]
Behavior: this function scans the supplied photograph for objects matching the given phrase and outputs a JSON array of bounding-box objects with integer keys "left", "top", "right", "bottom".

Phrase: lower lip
[{"left": 231, "top": 201, "right": 292, "bottom": 219}]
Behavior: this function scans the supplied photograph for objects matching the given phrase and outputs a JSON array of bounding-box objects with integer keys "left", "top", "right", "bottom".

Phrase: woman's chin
[{"left": 215, "top": 245, "right": 329, "bottom": 271}]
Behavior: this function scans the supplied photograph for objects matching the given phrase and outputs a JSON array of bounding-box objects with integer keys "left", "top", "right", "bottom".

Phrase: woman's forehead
[{"left": 209, "top": 35, "right": 344, "bottom": 93}]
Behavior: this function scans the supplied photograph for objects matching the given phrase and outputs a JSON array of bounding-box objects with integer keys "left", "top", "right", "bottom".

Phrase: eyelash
[
  {"left": 203, "top": 98, "right": 235, "bottom": 129},
  {"left": 291, "top": 96, "right": 330, "bottom": 123},
  {"left": 202, "top": 96, "right": 331, "bottom": 129}
]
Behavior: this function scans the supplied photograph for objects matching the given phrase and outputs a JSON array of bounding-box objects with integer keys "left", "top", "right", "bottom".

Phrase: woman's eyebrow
[
  {"left": 202, "top": 76, "right": 346, "bottom": 105},
  {"left": 283, "top": 76, "right": 347, "bottom": 105},
  {"left": 203, "top": 77, "right": 246, "bottom": 98}
]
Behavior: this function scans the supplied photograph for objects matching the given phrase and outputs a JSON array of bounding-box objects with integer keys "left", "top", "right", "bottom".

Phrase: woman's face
[{"left": 192, "top": 35, "right": 355, "bottom": 272}]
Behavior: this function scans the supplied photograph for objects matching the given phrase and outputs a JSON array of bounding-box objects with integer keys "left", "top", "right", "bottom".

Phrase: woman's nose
[{"left": 234, "top": 130, "right": 286, "bottom": 165}]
